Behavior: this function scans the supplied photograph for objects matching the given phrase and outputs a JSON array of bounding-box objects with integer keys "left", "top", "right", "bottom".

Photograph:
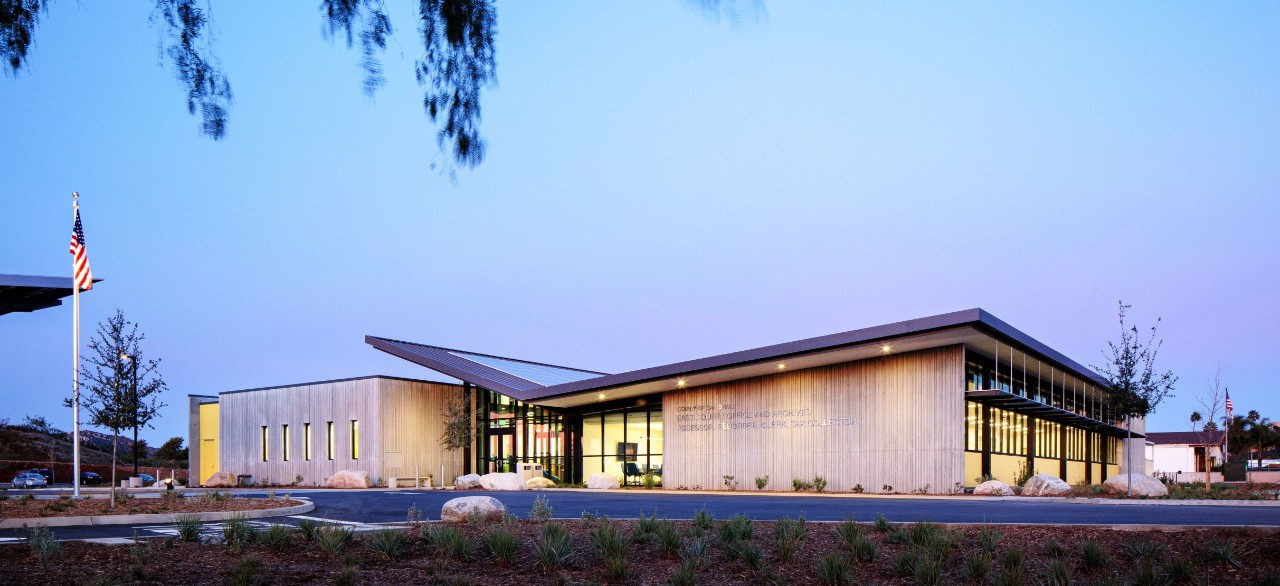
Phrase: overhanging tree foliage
[
  {"left": 68, "top": 310, "right": 168, "bottom": 505},
  {"left": 1092, "top": 301, "right": 1176, "bottom": 496},
  {"left": 1, "top": 0, "right": 496, "bottom": 170}
]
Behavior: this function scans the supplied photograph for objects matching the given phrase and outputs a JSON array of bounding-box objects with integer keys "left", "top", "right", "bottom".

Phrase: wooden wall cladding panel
[
  {"left": 217, "top": 378, "right": 460, "bottom": 486},
  {"left": 663, "top": 346, "right": 964, "bottom": 493}
]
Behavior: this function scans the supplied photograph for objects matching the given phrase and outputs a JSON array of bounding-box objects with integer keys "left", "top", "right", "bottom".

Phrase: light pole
[{"left": 121, "top": 352, "right": 139, "bottom": 476}]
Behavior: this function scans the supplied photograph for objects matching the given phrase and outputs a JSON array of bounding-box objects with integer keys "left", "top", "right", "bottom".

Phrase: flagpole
[{"left": 72, "top": 192, "right": 82, "bottom": 499}]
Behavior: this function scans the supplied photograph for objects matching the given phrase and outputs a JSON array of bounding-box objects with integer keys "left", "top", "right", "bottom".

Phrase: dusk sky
[{"left": 2, "top": 2, "right": 1277, "bottom": 446}]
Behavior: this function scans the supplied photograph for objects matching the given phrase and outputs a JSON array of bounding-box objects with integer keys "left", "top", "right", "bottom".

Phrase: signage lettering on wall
[{"left": 675, "top": 404, "right": 856, "bottom": 432}]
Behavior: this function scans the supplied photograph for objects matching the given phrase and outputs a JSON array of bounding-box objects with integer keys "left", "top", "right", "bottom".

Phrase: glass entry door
[{"left": 486, "top": 429, "right": 515, "bottom": 473}]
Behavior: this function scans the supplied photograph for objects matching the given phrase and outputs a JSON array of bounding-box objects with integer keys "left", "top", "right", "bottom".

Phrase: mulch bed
[
  {"left": 0, "top": 495, "right": 303, "bottom": 519},
  {"left": 2, "top": 518, "right": 1279, "bottom": 584}
]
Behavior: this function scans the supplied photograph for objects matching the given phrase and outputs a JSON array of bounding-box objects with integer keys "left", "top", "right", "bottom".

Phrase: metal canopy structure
[
  {"left": 965, "top": 389, "right": 1139, "bottom": 439},
  {"left": 0, "top": 274, "right": 100, "bottom": 317}
]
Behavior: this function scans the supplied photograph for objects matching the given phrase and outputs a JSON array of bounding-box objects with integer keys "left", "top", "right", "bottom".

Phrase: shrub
[
  {"left": 435, "top": 525, "right": 472, "bottom": 561},
  {"left": 369, "top": 528, "right": 407, "bottom": 561},
  {"left": 532, "top": 522, "right": 573, "bottom": 572},
  {"left": 1125, "top": 538, "right": 1166, "bottom": 562},
  {"left": 669, "top": 559, "right": 697, "bottom": 586},
  {"left": 813, "top": 476, "right": 828, "bottom": 493},
  {"left": 836, "top": 517, "right": 860, "bottom": 548},
  {"left": 693, "top": 506, "right": 714, "bottom": 530},
  {"left": 773, "top": 515, "right": 807, "bottom": 562},
  {"left": 175, "top": 514, "right": 202, "bottom": 542},
  {"left": 882, "top": 484, "right": 894, "bottom": 493},
  {"left": 1013, "top": 461, "right": 1034, "bottom": 487},
  {"left": 530, "top": 494, "right": 553, "bottom": 521},
  {"left": 1205, "top": 539, "right": 1241, "bottom": 569},
  {"left": 129, "top": 531, "right": 152, "bottom": 580},
  {"left": 1045, "top": 558, "right": 1071, "bottom": 586},
  {"left": 1164, "top": 557, "right": 1196, "bottom": 584},
  {"left": 719, "top": 514, "right": 754, "bottom": 544},
  {"left": 1080, "top": 539, "right": 1111, "bottom": 572},
  {"left": 607, "top": 554, "right": 629, "bottom": 580},
  {"left": 296, "top": 518, "right": 321, "bottom": 542},
  {"left": 589, "top": 519, "right": 629, "bottom": 561},
  {"left": 642, "top": 469, "right": 658, "bottom": 489},
  {"left": 792, "top": 477, "right": 814, "bottom": 491},
  {"left": 1001, "top": 548, "right": 1025, "bottom": 573},
  {"left": 962, "top": 550, "right": 991, "bottom": 583},
  {"left": 736, "top": 540, "right": 764, "bottom": 570},
  {"left": 852, "top": 483, "right": 864, "bottom": 493},
  {"left": 636, "top": 510, "right": 659, "bottom": 537},
  {"left": 406, "top": 502, "right": 425, "bottom": 525},
  {"left": 893, "top": 549, "right": 920, "bottom": 577},
  {"left": 680, "top": 538, "right": 710, "bottom": 570},
  {"left": 914, "top": 555, "right": 943, "bottom": 586},
  {"left": 484, "top": 524, "right": 518, "bottom": 564},
  {"left": 978, "top": 525, "right": 1001, "bottom": 554},
  {"left": 227, "top": 556, "right": 264, "bottom": 586},
  {"left": 655, "top": 521, "right": 683, "bottom": 556},
  {"left": 873, "top": 513, "right": 892, "bottom": 533},
  {"left": 20, "top": 524, "right": 60, "bottom": 566},
  {"left": 1042, "top": 539, "right": 1067, "bottom": 559},
  {"left": 755, "top": 475, "right": 770, "bottom": 490},
  {"left": 817, "top": 552, "right": 851, "bottom": 585},
  {"left": 259, "top": 524, "right": 296, "bottom": 552},
  {"left": 850, "top": 535, "right": 878, "bottom": 564},
  {"left": 222, "top": 515, "right": 258, "bottom": 552},
  {"left": 723, "top": 475, "right": 738, "bottom": 490},
  {"left": 316, "top": 524, "right": 355, "bottom": 556}
]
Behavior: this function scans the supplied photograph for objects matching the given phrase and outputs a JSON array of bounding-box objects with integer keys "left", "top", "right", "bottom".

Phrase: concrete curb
[
  {"left": 536, "top": 488, "right": 1280, "bottom": 507},
  {"left": 0, "top": 500, "right": 314, "bottom": 529}
]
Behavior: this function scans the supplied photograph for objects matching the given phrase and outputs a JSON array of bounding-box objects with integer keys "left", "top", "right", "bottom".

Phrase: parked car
[
  {"left": 80, "top": 471, "right": 103, "bottom": 485},
  {"left": 12, "top": 472, "right": 47, "bottom": 488},
  {"left": 29, "top": 468, "right": 54, "bottom": 483},
  {"left": 138, "top": 473, "right": 156, "bottom": 486}
]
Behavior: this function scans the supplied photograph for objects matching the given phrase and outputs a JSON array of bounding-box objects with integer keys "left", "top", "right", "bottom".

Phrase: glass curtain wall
[
  {"left": 475, "top": 389, "right": 567, "bottom": 480},
  {"left": 580, "top": 401, "right": 664, "bottom": 486}
]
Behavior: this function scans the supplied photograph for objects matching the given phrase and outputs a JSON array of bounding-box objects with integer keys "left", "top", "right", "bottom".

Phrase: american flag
[
  {"left": 69, "top": 207, "right": 93, "bottom": 291},
  {"left": 1225, "top": 389, "right": 1233, "bottom": 418}
]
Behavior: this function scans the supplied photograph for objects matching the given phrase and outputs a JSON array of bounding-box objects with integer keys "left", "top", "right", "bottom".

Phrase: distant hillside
[{"left": 0, "top": 424, "right": 186, "bottom": 483}]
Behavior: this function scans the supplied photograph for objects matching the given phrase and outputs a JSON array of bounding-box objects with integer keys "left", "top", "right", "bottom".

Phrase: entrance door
[{"left": 487, "top": 430, "right": 515, "bottom": 473}]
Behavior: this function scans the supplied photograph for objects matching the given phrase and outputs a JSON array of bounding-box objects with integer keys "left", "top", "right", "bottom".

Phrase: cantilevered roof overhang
[
  {"left": 368, "top": 308, "right": 1114, "bottom": 413},
  {"left": 965, "top": 389, "right": 1139, "bottom": 439},
  {"left": 0, "top": 274, "right": 101, "bottom": 317}
]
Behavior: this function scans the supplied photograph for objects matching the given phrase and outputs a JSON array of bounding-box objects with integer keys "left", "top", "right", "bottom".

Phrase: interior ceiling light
[
  {"left": 597, "top": 393, "right": 606, "bottom": 400},
  {"left": 676, "top": 378, "right": 687, "bottom": 388},
  {"left": 881, "top": 344, "right": 893, "bottom": 354},
  {"left": 777, "top": 363, "right": 786, "bottom": 370}
]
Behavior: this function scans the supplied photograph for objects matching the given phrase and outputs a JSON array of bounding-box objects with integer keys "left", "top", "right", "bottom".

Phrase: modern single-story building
[
  {"left": 189, "top": 309, "right": 1143, "bottom": 490},
  {"left": 1147, "top": 431, "right": 1225, "bottom": 481}
]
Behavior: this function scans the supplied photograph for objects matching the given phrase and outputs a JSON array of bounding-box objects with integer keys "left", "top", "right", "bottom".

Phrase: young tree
[
  {"left": 439, "top": 390, "right": 479, "bottom": 478},
  {"left": 1092, "top": 301, "right": 1177, "bottom": 496},
  {"left": 1197, "top": 365, "right": 1228, "bottom": 432},
  {"left": 70, "top": 310, "right": 168, "bottom": 505}
]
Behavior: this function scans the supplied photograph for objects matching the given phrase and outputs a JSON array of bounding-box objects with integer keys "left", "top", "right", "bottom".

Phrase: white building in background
[{"left": 1147, "top": 431, "right": 1225, "bottom": 481}]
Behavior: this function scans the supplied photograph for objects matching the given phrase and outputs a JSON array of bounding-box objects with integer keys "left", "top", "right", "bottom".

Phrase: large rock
[
  {"left": 1022, "top": 474, "right": 1071, "bottom": 496},
  {"left": 204, "top": 471, "right": 237, "bottom": 488},
  {"left": 323, "top": 470, "right": 371, "bottom": 489},
  {"left": 973, "top": 480, "right": 1014, "bottom": 496},
  {"left": 479, "top": 472, "right": 526, "bottom": 491},
  {"left": 454, "top": 474, "right": 482, "bottom": 489},
  {"left": 586, "top": 473, "right": 620, "bottom": 490},
  {"left": 441, "top": 496, "right": 505, "bottom": 523},
  {"left": 1102, "top": 473, "right": 1169, "bottom": 497},
  {"left": 525, "top": 476, "right": 556, "bottom": 489}
]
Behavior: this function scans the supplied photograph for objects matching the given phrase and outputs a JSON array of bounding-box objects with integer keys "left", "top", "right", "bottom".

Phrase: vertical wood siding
[
  {"left": 376, "top": 378, "right": 463, "bottom": 485},
  {"left": 663, "top": 346, "right": 964, "bottom": 493},
  {"left": 216, "top": 377, "right": 460, "bottom": 486}
]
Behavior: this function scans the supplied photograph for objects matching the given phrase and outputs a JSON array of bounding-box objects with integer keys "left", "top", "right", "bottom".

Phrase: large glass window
[
  {"left": 988, "top": 407, "right": 1027, "bottom": 456},
  {"left": 965, "top": 401, "right": 983, "bottom": 451}
]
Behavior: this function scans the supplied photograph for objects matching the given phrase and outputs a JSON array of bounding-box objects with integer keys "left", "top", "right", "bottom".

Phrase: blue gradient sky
[{"left": 2, "top": 2, "right": 1278, "bottom": 445}]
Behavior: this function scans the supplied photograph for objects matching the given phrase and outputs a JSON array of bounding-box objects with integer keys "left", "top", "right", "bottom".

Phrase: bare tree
[{"left": 1197, "top": 365, "right": 1228, "bottom": 432}]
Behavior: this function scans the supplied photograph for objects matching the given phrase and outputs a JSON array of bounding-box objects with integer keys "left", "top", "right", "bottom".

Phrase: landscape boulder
[
  {"left": 586, "top": 473, "right": 620, "bottom": 490},
  {"left": 525, "top": 476, "right": 556, "bottom": 489},
  {"left": 441, "top": 496, "right": 506, "bottom": 523},
  {"left": 1102, "top": 473, "right": 1169, "bottom": 497},
  {"left": 454, "top": 474, "right": 482, "bottom": 489},
  {"left": 973, "top": 479, "right": 1014, "bottom": 496},
  {"left": 204, "top": 471, "right": 237, "bottom": 488},
  {"left": 479, "top": 472, "right": 526, "bottom": 491},
  {"left": 1021, "top": 474, "right": 1071, "bottom": 496},
  {"left": 323, "top": 470, "right": 371, "bottom": 489}
]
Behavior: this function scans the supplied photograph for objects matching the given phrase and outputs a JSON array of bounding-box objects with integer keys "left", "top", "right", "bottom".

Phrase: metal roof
[
  {"left": 0, "top": 274, "right": 101, "bottom": 316},
  {"left": 1146, "top": 431, "right": 1225, "bottom": 446},
  {"left": 965, "top": 389, "right": 1136, "bottom": 438},
  {"left": 367, "top": 308, "right": 1111, "bottom": 408}
]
